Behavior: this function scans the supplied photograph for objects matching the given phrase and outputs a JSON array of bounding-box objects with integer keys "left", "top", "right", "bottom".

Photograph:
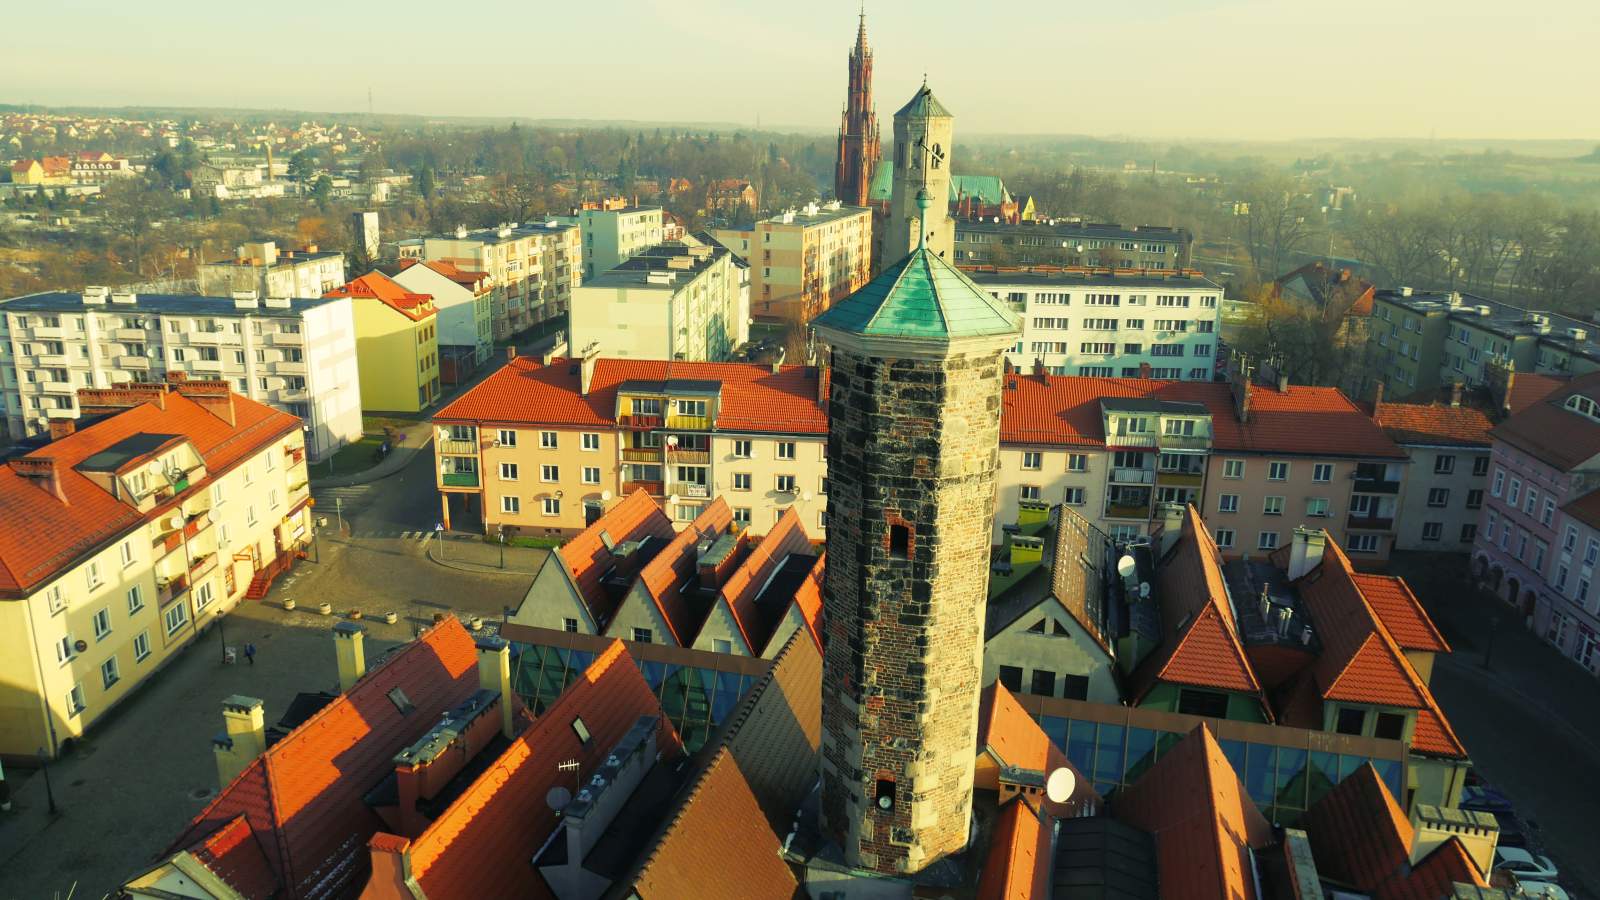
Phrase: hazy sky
[{"left": 3, "top": 0, "right": 1596, "bottom": 140}]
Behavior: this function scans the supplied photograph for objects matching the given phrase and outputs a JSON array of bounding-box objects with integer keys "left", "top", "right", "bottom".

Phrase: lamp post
[
  {"left": 218, "top": 612, "right": 228, "bottom": 664},
  {"left": 498, "top": 526, "right": 506, "bottom": 570},
  {"left": 35, "top": 749, "right": 57, "bottom": 815}
]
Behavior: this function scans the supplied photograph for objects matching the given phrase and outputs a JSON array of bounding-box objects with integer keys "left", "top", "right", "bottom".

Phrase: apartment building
[
  {"left": 324, "top": 272, "right": 440, "bottom": 412},
  {"left": 966, "top": 267, "right": 1222, "bottom": 379},
  {"left": 391, "top": 259, "right": 493, "bottom": 380},
  {"left": 196, "top": 240, "right": 346, "bottom": 300},
  {"left": 430, "top": 354, "right": 828, "bottom": 536},
  {"left": 568, "top": 240, "right": 750, "bottom": 362},
  {"left": 1371, "top": 286, "right": 1600, "bottom": 399},
  {"left": 0, "top": 288, "right": 361, "bottom": 460},
  {"left": 953, "top": 219, "right": 1192, "bottom": 270},
  {"left": 421, "top": 221, "right": 582, "bottom": 341},
  {"left": 710, "top": 201, "right": 872, "bottom": 324},
  {"left": 562, "top": 205, "right": 664, "bottom": 279},
  {"left": 0, "top": 382, "right": 311, "bottom": 758},
  {"left": 1373, "top": 387, "right": 1495, "bottom": 553}
]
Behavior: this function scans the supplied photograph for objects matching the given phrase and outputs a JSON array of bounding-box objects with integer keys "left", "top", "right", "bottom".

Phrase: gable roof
[
  {"left": 397, "top": 257, "right": 489, "bottom": 290},
  {"left": 1374, "top": 401, "right": 1495, "bottom": 447},
  {"left": 1273, "top": 261, "right": 1376, "bottom": 320},
  {"left": 556, "top": 489, "right": 676, "bottom": 627},
  {"left": 1504, "top": 371, "right": 1568, "bottom": 415},
  {"left": 1112, "top": 724, "right": 1273, "bottom": 900},
  {"left": 324, "top": 271, "right": 436, "bottom": 322},
  {"left": 1488, "top": 370, "right": 1600, "bottom": 470},
  {"left": 1380, "top": 837, "right": 1487, "bottom": 900},
  {"left": 0, "top": 389, "right": 300, "bottom": 596},
  {"left": 167, "top": 618, "right": 481, "bottom": 900},
  {"left": 1302, "top": 764, "right": 1414, "bottom": 891},
  {"left": 405, "top": 639, "right": 681, "bottom": 900},
  {"left": 718, "top": 506, "right": 818, "bottom": 655},
  {"left": 978, "top": 799, "right": 1051, "bottom": 900},
  {"left": 813, "top": 245, "right": 1021, "bottom": 342},
  {"left": 190, "top": 814, "right": 280, "bottom": 900},
  {"left": 1352, "top": 574, "right": 1451, "bottom": 654},
  {"left": 632, "top": 497, "right": 734, "bottom": 646}
]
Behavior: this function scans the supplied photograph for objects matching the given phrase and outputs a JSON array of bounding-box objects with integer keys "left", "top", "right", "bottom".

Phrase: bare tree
[{"left": 1236, "top": 171, "right": 1318, "bottom": 283}]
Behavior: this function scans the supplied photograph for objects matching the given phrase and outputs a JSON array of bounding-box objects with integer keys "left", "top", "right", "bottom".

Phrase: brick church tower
[
  {"left": 833, "top": 8, "right": 879, "bottom": 207},
  {"left": 811, "top": 190, "right": 1022, "bottom": 875}
]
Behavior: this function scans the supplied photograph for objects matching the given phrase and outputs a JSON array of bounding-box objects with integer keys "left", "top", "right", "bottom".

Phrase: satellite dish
[
  {"left": 665, "top": 435, "right": 679, "bottom": 448},
  {"left": 1046, "top": 767, "right": 1076, "bottom": 804},
  {"left": 1139, "top": 582, "right": 1151, "bottom": 599},
  {"left": 600, "top": 490, "right": 613, "bottom": 501},
  {"left": 545, "top": 786, "right": 572, "bottom": 812},
  {"left": 1116, "top": 555, "right": 1137, "bottom": 578}
]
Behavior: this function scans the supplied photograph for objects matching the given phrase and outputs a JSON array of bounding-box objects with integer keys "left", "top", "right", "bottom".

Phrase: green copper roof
[
  {"left": 895, "top": 84, "right": 952, "bottom": 119},
  {"left": 813, "top": 247, "right": 1020, "bottom": 341},
  {"left": 866, "top": 170, "right": 1008, "bottom": 206}
]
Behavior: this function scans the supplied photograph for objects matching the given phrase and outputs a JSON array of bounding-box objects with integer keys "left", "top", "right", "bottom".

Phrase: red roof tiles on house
[
  {"left": 324, "top": 271, "right": 437, "bottom": 322},
  {"left": 1561, "top": 486, "right": 1600, "bottom": 531},
  {"left": 1301, "top": 764, "right": 1414, "bottom": 891},
  {"left": 1489, "top": 370, "right": 1600, "bottom": 470},
  {"left": 556, "top": 489, "right": 676, "bottom": 627},
  {"left": 977, "top": 800, "right": 1052, "bottom": 900},
  {"left": 397, "top": 258, "right": 490, "bottom": 290},
  {"left": 192, "top": 814, "right": 281, "bottom": 900},
  {"left": 168, "top": 618, "right": 481, "bottom": 900},
  {"left": 1375, "top": 401, "right": 1495, "bottom": 447},
  {"left": 633, "top": 497, "right": 734, "bottom": 646},
  {"left": 1353, "top": 574, "right": 1450, "bottom": 654},
  {"left": 1379, "top": 837, "right": 1487, "bottom": 900},
  {"left": 719, "top": 506, "right": 817, "bottom": 655},
  {"left": 1504, "top": 371, "right": 1569, "bottom": 415},
  {"left": 0, "top": 389, "right": 300, "bottom": 596}
]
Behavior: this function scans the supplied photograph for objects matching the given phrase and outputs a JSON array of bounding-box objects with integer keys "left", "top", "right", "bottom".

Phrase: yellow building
[
  {"left": 326, "top": 272, "right": 441, "bottom": 413},
  {"left": 0, "top": 380, "right": 310, "bottom": 758},
  {"left": 712, "top": 201, "right": 872, "bottom": 325}
]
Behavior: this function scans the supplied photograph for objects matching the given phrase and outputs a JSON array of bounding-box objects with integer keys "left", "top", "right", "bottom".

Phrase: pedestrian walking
[{"left": 244, "top": 642, "right": 256, "bottom": 666}]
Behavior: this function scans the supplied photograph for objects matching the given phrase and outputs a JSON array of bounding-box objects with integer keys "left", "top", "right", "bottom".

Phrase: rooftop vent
[
  {"left": 1569, "top": 327, "right": 1588, "bottom": 342},
  {"left": 1399, "top": 286, "right": 1414, "bottom": 297},
  {"left": 110, "top": 291, "right": 138, "bottom": 305},
  {"left": 263, "top": 296, "right": 291, "bottom": 309},
  {"left": 1475, "top": 305, "right": 1492, "bottom": 316}
]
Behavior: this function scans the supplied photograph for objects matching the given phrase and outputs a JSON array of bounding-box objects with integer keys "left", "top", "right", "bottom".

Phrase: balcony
[
  {"left": 1353, "top": 478, "right": 1402, "bottom": 495},
  {"left": 35, "top": 353, "right": 70, "bottom": 367},
  {"left": 271, "top": 331, "right": 304, "bottom": 347},
  {"left": 1347, "top": 513, "right": 1395, "bottom": 531},
  {"left": 675, "top": 483, "right": 710, "bottom": 499},
  {"left": 190, "top": 359, "right": 226, "bottom": 374},
  {"left": 1110, "top": 467, "right": 1154, "bottom": 485},
  {"left": 285, "top": 444, "right": 306, "bottom": 466},
  {"left": 1155, "top": 470, "right": 1204, "bottom": 488},
  {"left": 275, "top": 387, "right": 309, "bottom": 403},
  {"left": 157, "top": 574, "right": 190, "bottom": 606},
  {"left": 438, "top": 438, "right": 477, "bottom": 456},
  {"left": 116, "top": 355, "right": 150, "bottom": 369},
  {"left": 187, "top": 330, "right": 233, "bottom": 345},
  {"left": 619, "top": 414, "right": 663, "bottom": 430},
  {"left": 1157, "top": 433, "right": 1210, "bottom": 452},
  {"left": 622, "top": 447, "right": 661, "bottom": 463},
  {"left": 113, "top": 327, "right": 149, "bottom": 341},
  {"left": 40, "top": 381, "right": 75, "bottom": 395},
  {"left": 155, "top": 529, "right": 183, "bottom": 556},
  {"left": 441, "top": 471, "right": 480, "bottom": 489},
  {"left": 1106, "top": 501, "right": 1152, "bottom": 520},
  {"left": 622, "top": 480, "right": 664, "bottom": 496},
  {"left": 188, "top": 551, "right": 218, "bottom": 580},
  {"left": 666, "top": 414, "right": 711, "bottom": 431},
  {"left": 274, "top": 360, "right": 306, "bottom": 376},
  {"left": 666, "top": 447, "right": 711, "bottom": 464},
  {"left": 29, "top": 325, "right": 65, "bottom": 339}
]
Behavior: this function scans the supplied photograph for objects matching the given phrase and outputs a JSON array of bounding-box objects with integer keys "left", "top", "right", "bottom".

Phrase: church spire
[{"left": 834, "top": 6, "right": 880, "bottom": 208}]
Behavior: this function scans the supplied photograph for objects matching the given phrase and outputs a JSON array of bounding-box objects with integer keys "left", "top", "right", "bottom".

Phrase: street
[{"left": 0, "top": 448, "right": 545, "bottom": 900}]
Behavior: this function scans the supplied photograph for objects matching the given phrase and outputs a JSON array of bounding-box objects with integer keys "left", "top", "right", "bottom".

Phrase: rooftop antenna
[
  {"left": 367, "top": 86, "right": 373, "bottom": 116},
  {"left": 549, "top": 758, "right": 580, "bottom": 815}
]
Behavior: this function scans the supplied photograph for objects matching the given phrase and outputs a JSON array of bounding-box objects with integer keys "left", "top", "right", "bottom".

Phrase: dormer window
[{"left": 1564, "top": 394, "right": 1600, "bottom": 421}]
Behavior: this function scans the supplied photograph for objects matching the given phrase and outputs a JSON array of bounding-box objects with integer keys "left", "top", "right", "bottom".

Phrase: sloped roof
[
  {"left": 0, "top": 390, "right": 299, "bottom": 596},
  {"left": 1302, "top": 763, "right": 1414, "bottom": 891},
  {"left": 406, "top": 639, "right": 682, "bottom": 900},
  {"left": 1375, "top": 402, "right": 1495, "bottom": 447},
  {"left": 557, "top": 489, "right": 676, "bottom": 627},
  {"left": 633, "top": 497, "right": 733, "bottom": 646},
  {"left": 952, "top": 174, "right": 1010, "bottom": 207},
  {"left": 1273, "top": 261, "right": 1376, "bottom": 320},
  {"left": 1379, "top": 837, "right": 1487, "bottom": 900},
  {"left": 1505, "top": 371, "right": 1569, "bottom": 415},
  {"left": 167, "top": 618, "right": 481, "bottom": 900},
  {"left": 1112, "top": 724, "right": 1273, "bottom": 900},
  {"left": 812, "top": 246, "right": 1021, "bottom": 341},
  {"left": 719, "top": 506, "right": 818, "bottom": 655},
  {"left": 1131, "top": 506, "right": 1266, "bottom": 709},
  {"left": 978, "top": 799, "right": 1051, "bottom": 900},
  {"left": 191, "top": 814, "right": 280, "bottom": 900},
  {"left": 1353, "top": 574, "right": 1451, "bottom": 654},
  {"left": 978, "top": 681, "right": 1070, "bottom": 778},
  {"left": 895, "top": 83, "right": 953, "bottom": 118},
  {"left": 1561, "top": 486, "right": 1600, "bottom": 531},
  {"left": 324, "top": 271, "right": 436, "bottom": 322},
  {"left": 397, "top": 257, "right": 490, "bottom": 290},
  {"left": 1488, "top": 370, "right": 1600, "bottom": 470}
]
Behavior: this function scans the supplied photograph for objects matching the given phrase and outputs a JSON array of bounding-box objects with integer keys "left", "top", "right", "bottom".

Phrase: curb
[
  {"left": 424, "top": 540, "right": 539, "bottom": 576},
  {"left": 313, "top": 436, "right": 433, "bottom": 489}
]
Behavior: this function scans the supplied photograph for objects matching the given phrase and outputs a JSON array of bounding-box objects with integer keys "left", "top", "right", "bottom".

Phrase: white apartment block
[
  {"left": 0, "top": 288, "right": 362, "bottom": 460},
  {"left": 196, "top": 240, "right": 346, "bottom": 300},
  {"left": 565, "top": 206, "right": 665, "bottom": 279},
  {"left": 967, "top": 270, "right": 1223, "bottom": 380},
  {"left": 422, "top": 221, "right": 582, "bottom": 341},
  {"left": 569, "top": 241, "right": 749, "bottom": 362}
]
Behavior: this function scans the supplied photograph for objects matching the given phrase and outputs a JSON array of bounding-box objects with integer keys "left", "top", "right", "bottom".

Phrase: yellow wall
[{"left": 352, "top": 301, "right": 439, "bottom": 413}]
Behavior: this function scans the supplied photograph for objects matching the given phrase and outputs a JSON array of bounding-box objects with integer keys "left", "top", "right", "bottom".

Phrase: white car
[
  {"left": 1495, "top": 847, "right": 1559, "bottom": 883},
  {"left": 1510, "top": 874, "right": 1569, "bottom": 899}
]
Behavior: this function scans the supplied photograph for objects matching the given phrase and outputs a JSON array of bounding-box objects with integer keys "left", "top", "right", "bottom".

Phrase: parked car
[
  {"left": 1508, "top": 874, "right": 1569, "bottom": 899},
  {"left": 1495, "top": 847, "right": 1559, "bottom": 883},
  {"left": 1461, "top": 784, "right": 1516, "bottom": 814}
]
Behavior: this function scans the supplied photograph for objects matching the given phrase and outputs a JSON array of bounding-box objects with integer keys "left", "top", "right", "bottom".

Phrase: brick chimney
[
  {"left": 506, "top": 345, "right": 517, "bottom": 363},
  {"left": 213, "top": 695, "right": 267, "bottom": 787},
  {"left": 1371, "top": 381, "right": 1385, "bottom": 420},
  {"left": 1139, "top": 362, "right": 1153, "bottom": 380},
  {"left": 333, "top": 621, "right": 367, "bottom": 693},
  {"left": 1449, "top": 381, "right": 1464, "bottom": 408},
  {"left": 815, "top": 365, "right": 829, "bottom": 408},
  {"left": 79, "top": 384, "right": 170, "bottom": 416},
  {"left": 48, "top": 418, "right": 76, "bottom": 440},
  {"left": 11, "top": 457, "right": 68, "bottom": 503},
  {"left": 1033, "top": 358, "right": 1048, "bottom": 380},
  {"left": 174, "top": 380, "right": 236, "bottom": 426}
]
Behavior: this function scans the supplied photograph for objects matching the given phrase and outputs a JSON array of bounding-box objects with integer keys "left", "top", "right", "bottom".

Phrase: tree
[
  {"left": 100, "top": 178, "right": 172, "bottom": 278},
  {"left": 288, "top": 149, "right": 316, "bottom": 182},
  {"left": 1236, "top": 171, "right": 1318, "bottom": 283},
  {"left": 415, "top": 165, "right": 437, "bottom": 202},
  {"left": 310, "top": 174, "right": 333, "bottom": 211}
]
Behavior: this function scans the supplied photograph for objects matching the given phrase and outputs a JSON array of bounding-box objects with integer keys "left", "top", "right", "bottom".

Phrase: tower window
[
  {"left": 875, "top": 779, "right": 896, "bottom": 811},
  {"left": 890, "top": 524, "right": 910, "bottom": 559}
]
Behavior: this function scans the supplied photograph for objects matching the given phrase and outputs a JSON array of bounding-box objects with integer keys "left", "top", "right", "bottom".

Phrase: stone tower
[
  {"left": 833, "top": 7, "right": 879, "bottom": 207},
  {"left": 811, "top": 190, "right": 1021, "bottom": 876},
  {"left": 883, "top": 83, "right": 955, "bottom": 263}
]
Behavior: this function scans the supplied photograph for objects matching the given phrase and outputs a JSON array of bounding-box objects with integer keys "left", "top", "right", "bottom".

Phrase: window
[
  {"left": 1461, "top": 523, "right": 1477, "bottom": 543},
  {"left": 1218, "top": 494, "right": 1239, "bottom": 513},
  {"left": 1214, "top": 528, "right": 1236, "bottom": 549},
  {"left": 540, "top": 431, "right": 558, "bottom": 449},
  {"left": 632, "top": 628, "right": 653, "bottom": 643},
  {"left": 497, "top": 429, "right": 517, "bottom": 447},
  {"left": 1473, "top": 456, "right": 1491, "bottom": 477},
  {"left": 1422, "top": 522, "right": 1443, "bottom": 542},
  {"left": 164, "top": 602, "right": 189, "bottom": 635},
  {"left": 1223, "top": 459, "right": 1244, "bottom": 479},
  {"left": 501, "top": 496, "right": 521, "bottom": 514},
  {"left": 733, "top": 507, "right": 752, "bottom": 527},
  {"left": 1374, "top": 712, "right": 1407, "bottom": 741},
  {"left": 890, "top": 523, "right": 911, "bottom": 559},
  {"left": 1067, "top": 453, "right": 1088, "bottom": 472},
  {"left": 1466, "top": 489, "right": 1483, "bottom": 509},
  {"left": 1063, "top": 487, "right": 1085, "bottom": 505},
  {"left": 1022, "top": 451, "right": 1042, "bottom": 470},
  {"left": 1543, "top": 498, "right": 1556, "bottom": 526},
  {"left": 500, "top": 462, "right": 519, "bottom": 481},
  {"left": 92, "top": 607, "right": 111, "bottom": 640},
  {"left": 194, "top": 582, "right": 214, "bottom": 610},
  {"left": 1348, "top": 534, "right": 1381, "bottom": 554},
  {"left": 1335, "top": 707, "right": 1366, "bottom": 735},
  {"left": 86, "top": 560, "right": 103, "bottom": 590},
  {"left": 1524, "top": 486, "right": 1538, "bottom": 516},
  {"left": 998, "top": 665, "right": 1023, "bottom": 692},
  {"left": 1031, "top": 669, "right": 1056, "bottom": 697},
  {"left": 582, "top": 467, "right": 601, "bottom": 485},
  {"left": 562, "top": 617, "right": 579, "bottom": 633},
  {"left": 66, "top": 684, "right": 86, "bottom": 716},
  {"left": 1491, "top": 468, "right": 1504, "bottom": 497},
  {"left": 133, "top": 631, "right": 151, "bottom": 663},
  {"left": 101, "top": 656, "right": 120, "bottom": 689},
  {"left": 1020, "top": 485, "right": 1041, "bottom": 501},
  {"left": 1263, "top": 496, "right": 1284, "bottom": 516},
  {"left": 1433, "top": 455, "right": 1456, "bottom": 475},
  {"left": 246, "top": 505, "right": 258, "bottom": 526},
  {"left": 1176, "top": 689, "right": 1229, "bottom": 718},
  {"left": 119, "top": 539, "right": 135, "bottom": 568},
  {"left": 1268, "top": 461, "right": 1289, "bottom": 481},
  {"left": 1427, "top": 488, "right": 1449, "bottom": 507},
  {"left": 776, "top": 441, "right": 797, "bottom": 460},
  {"left": 733, "top": 439, "right": 752, "bottom": 458},
  {"left": 45, "top": 585, "right": 65, "bottom": 615},
  {"left": 1258, "top": 531, "right": 1280, "bottom": 550},
  {"left": 776, "top": 474, "right": 797, "bottom": 493},
  {"left": 126, "top": 585, "right": 144, "bottom": 615},
  {"left": 733, "top": 472, "right": 752, "bottom": 491},
  {"left": 1306, "top": 498, "right": 1330, "bottom": 518},
  {"left": 1507, "top": 478, "right": 1520, "bottom": 506},
  {"left": 1312, "top": 463, "right": 1333, "bottom": 483},
  {"left": 542, "top": 497, "right": 561, "bottom": 517},
  {"left": 1587, "top": 539, "right": 1599, "bottom": 566},
  {"left": 540, "top": 464, "right": 559, "bottom": 482},
  {"left": 56, "top": 634, "right": 77, "bottom": 665}
]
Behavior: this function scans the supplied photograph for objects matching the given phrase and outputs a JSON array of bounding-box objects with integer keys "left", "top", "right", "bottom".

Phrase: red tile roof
[
  {"left": 1375, "top": 401, "right": 1495, "bottom": 447},
  {"left": 977, "top": 799, "right": 1051, "bottom": 900},
  {"left": 1505, "top": 371, "right": 1569, "bottom": 415},
  {"left": 434, "top": 357, "right": 828, "bottom": 435},
  {"left": 192, "top": 814, "right": 280, "bottom": 900},
  {"left": 1113, "top": 724, "right": 1273, "bottom": 900},
  {"left": 397, "top": 258, "right": 490, "bottom": 291},
  {"left": 791, "top": 553, "right": 825, "bottom": 654},
  {"left": 1353, "top": 574, "right": 1450, "bottom": 654},
  {"left": 719, "top": 506, "right": 817, "bottom": 655},
  {"left": 976, "top": 681, "right": 1099, "bottom": 816},
  {"left": 168, "top": 618, "right": 481, "bottom": 900},
  {"left": 1561, "top": 486, "right": 1600, "bottom": 531},
  {"left": 1379, "top": 837, "right": 1487, "bottom": 900},
  {"left": 1489, "top": 370, "right": 1600, "bottom": 470},
  {"left": 1302, "top": 764, "right": 1413, "bottom": 891},
  {"left": 405, "top": 639, "right": 681, "bottom": 900},
  {"left": 0, "top": 389, "right": 300, "bottom": 596},
  {"left": 557, "top": 489, "right": 676, "bottom": 627},
  {"left": 1131, "top": 506, "right": 1267, "bottom": 710},
  {"left": 325, "top": 271, "right": 437, "bottom": 322},
  {"left": 633, "top": 497, "right": 733, "bottom": 645}
]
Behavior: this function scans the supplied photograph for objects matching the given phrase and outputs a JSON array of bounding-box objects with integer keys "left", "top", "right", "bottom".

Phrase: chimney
[
  {"left": 333, "top": 621, "right": 367, "bottom": 692},
  {"left": 79, "top": 383, "right": 169, "bottom": 415},
  {"left": 175, "top": 380, "right": 236, "bottom": 426},
  {"left": 1139, "top": 362, "right": 1153, "bottom": 380},
  {"left": 476, "top": 635, "right": 515, "bottom": 739},
  {"left": 1371, "top": 381, "right": 1385, "bottom": 420},
  {"left": 1155, "top": 502, "right": 1185, "bottom": 557},
  {"left": 48, "top": 418, "right": 76, "bottom": 441},
  {"left": 1287, "top": 527, "right": 1326, "bottom": 581},
  {"left": 506, "top": 346, "right": 517, "bottom": 363},
  {"left": 11, "top": 457, "right": 68, "bottom": 503},
  {"left": 1276, "top": 372, "right": 1290, "bottom": 393},
  {"left": 1033, "top": 357, "right": 1048, "bottom": 380},
  {"left": 816, "top": 365, "right": 829, "bottom": 407},
  {"left": 365, "top": 834, "right": 414, "bottom": 899},
  {"left": 1410, "top": 803, "right": 1499, "bottom": 876},
  {"left": 213, "top": 695, "right": 267, "bottom": 787},
  {"left": 1449, "top": 381, "right": 1464, "bottom": 408},
  {"left": 580, "top": 342, "right": 602, "bottom": 397}
]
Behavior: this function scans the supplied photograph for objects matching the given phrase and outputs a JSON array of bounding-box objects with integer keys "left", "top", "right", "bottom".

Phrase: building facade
[
  {"left": 882, "top": 84, "right": 956, "bottom": 263},
  {"left": 568, "top": 240, "right": 749, "bottom": 362},
  {"left": 0, "top": 383, "right": 311, "bottom": 758},
  {"left": 711, "top": 201, "right": 872, "bottom": 325},
  {"left": 196, "top": 240, "right": 346, "bottom": 300},
  {"left": 1373, "top": 393, "right": 1494, "bottom": 553},
  {"left": 953, "top": 220, "right": 1192, "bottom": 270},
  {"left": 421, "top": 221, "right": 581, "bottom": 341},
  {"left": 0, "top": 288, "right": 361, "bottom": 460},
  {"left": 966, "top": 267, "right": 1222, "bottom": 379},
  {"left": 324, "top": 273, "right": 441, "bottom": 412},
  {"left": 565, "top": 206, "right": 664, "bottom": 279},
  {"left": 832, "top": 9, "right": 879, "bottom": 208},
  {"left": 391, "top": 259, "right": 494, "bottom": 377}
]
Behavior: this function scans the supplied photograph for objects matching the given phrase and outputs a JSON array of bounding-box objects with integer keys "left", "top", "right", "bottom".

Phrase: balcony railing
[
  {"left": 441, "top": 471, "right": 481, "bottom": 488},
  {"left": 666, "top": 447, "right": 711, "bottom": 464},
  {"left": 190, "top": 359, "right": 226, "bottom": 374},
  {"left": 1347, "top": 514, "right": 1395, "bottom": 531},
  {"left": 619, "top": 414, "right": 663, "bottom": 430},
  {"left": 675, "top": 483, "right": 710, "bottom": 499},
  {"left": 112, "top": 327, "right": 149, "bottom": 341},
  {"left": 157, "top": 574, "right": 190, "bottom": 606},
  {"left": 1106, "top": 502, "right": 1152, "bottom": 520},
  {"left": 116, "top": 355, "right": 150, "bottom": 369},
  {"left": 1353, "top": 478, "right": 1402, "bottom": 495},
  {"left": 274, "top": 360, "right": 307, "bottom": 376},
  {"left": 1155, "top": 470, "right": 1204, "bottom": 488},
  {"left": 438, "top": 438, "right": 477, "bottom": 456},
  {"left": 622, "top": 447, "right": 661, "bottom": 463},
  {"left": 29, "top": 325, "right": 65, "bottom": 339},
  {"left": 271, "top": 331, "right": 304, "bottom": 346},
  {"left": 189, "top": 551, "right": 218, "bottom": 579},
  {"left": 1157, "top": 433, "right": 1211, "bottom": 452},
  {"left": 667, "top": 414, "right": 711, "bottom": 431},
  {"left": 622, "top": 480, "right": 664, "bottom": 496},
  {"left": 1109, "top": 467, "right": 1154, "bottom": 485},
  {"left": 40, "top": 382, "right": 75, "bottom": 395}
]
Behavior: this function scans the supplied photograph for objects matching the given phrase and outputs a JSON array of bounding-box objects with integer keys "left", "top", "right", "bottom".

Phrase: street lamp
[
  {"left": 498, "top": 526, "right": 506, "bottom": 570},
  {"left": 35, "top": 749, "right": 57, "bottom": 815}
]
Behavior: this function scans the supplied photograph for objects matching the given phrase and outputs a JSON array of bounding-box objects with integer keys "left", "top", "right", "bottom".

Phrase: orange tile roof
[
  {"left": 325, "top": 271, "right": 437, "bottom": 322},
  {"left": 719, "top": 506, "right": 817, "bottom": 655},
  {"left": 557, "top": 489, "right": 676, "bottom": 627},
  {"left": 1131, "top": 506, "right": 1267, "bottom": 709},
  {"left": 434, "top": 357, "right": 828, "bottom": 434},
  {"left": 1353, "top": 574, "right": 1450, "bottom": 654},
  {"left": 192, "top": 814, "right": 280, "bottom": 900},
  {"left": 1375, "top": 401, "right": 1495, "bottom": 447},
  {"left": 397, "top": 258, "right": 490, "bottom": 290},
  {"left": 1302, "top": 764, "right": 1413, "bottom": 891},
  {"left": 0, "top": 390, "right": 300, "bottom": 596},
  {"left": 633, "top": 497, "right": 733, "bottom": 646},
  {"left": 791, "top": 553, "right": 825, "bottom": 654},
  {"left": 168, "top": 618, "right": 480, "bottom": 900},
  {"left": 976, "top": 682, "right": 1099, "bottom": 818},
  {"left": 406, "top": 639, "right": 682, "bottom": 900},
  {"left": 977, "top": 799, "right": 1051, "bottom": 900},
  {"left": 1378, "top": 837, "right": 1487, "bottom": 900},
  {"left": 1113, "top": 724, "right": 1273, "bottom": 900},
  {"left": 1505, "top": 371, "right": 1569, "bottom": 415},
  {"left": 1489, "top": 370, "right": 1600, "bottom": 470}
]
